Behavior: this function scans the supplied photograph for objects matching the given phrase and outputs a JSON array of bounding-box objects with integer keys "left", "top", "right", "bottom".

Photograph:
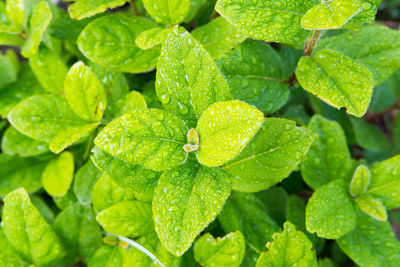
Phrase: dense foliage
[{"left": 0, "top": 0, "right": 400, "bottom": 266}]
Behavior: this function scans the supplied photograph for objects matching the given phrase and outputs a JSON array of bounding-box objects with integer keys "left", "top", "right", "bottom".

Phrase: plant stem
[
  {"left": 105, "top": 233, "right": 165, "bottom": 267},
  {"left": 82, "top": 129, "right": 97, "bottom": 161},
  {"left": 366, "top": 101, "right": 399, "bottom": 122},
  {"left": 304, "top": 30, "right": 323, "bottom": 56}
]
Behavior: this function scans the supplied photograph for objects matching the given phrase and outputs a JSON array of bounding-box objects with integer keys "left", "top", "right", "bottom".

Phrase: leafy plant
[{"left": 0, "top": 0, "right": 399, "bottom": 266}]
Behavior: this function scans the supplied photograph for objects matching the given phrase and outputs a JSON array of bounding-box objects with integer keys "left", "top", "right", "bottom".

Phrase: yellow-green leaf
[
  {"left": 142, "top": 0, "right": 190, "bottom": 25},
  {"left": 349, "top": 164, "right": 371, "bottom": 197},
  {"left": 42, "top": 151, "right": 74, "bottom": 197},
  {"left": 355, "top": 194, "right": 387, "bottom": 221}
]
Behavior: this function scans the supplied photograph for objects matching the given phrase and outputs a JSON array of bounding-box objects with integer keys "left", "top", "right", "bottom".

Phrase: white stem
[{"left": 105, "top": 232, "right": 165, "bottom": 267}]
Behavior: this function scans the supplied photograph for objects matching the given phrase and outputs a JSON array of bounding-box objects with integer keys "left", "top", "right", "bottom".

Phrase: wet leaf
[
  {"left": 142, "top": 0, "right": 190, "bottom": 25},
  {"left": 355, "top": 194, "right": 387, "bottom": 221},
  {"left": 69, "top": 0, "right": 129, "bottom": 20},
  {"left": 42, "top": 151, "right": 74, "bottom": 197},
  {"left": 2, "top": 126, "right": 49, "bottom": 157},
  {"left": 349, "top": 164, "right": 371, "bottom": 197}
]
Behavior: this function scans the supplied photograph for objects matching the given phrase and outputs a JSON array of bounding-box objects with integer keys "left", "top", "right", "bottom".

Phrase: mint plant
[{"left": 0, "top": 0, "right": 400, "bottom": 266}]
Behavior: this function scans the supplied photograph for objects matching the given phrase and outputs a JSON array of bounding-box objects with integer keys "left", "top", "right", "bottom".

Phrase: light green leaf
[
  {"left": 196, "top": 100, "right": 264, "bottom": 167},
  {"left": 142, "top": 0, "right": 190, "bottom": 25},
  {"left": 306, "top": 179, "right": 356, "bottom": 239},
  {"left": 0, "top": 32, "right": 25, "bottom": 46},
  {"left": 223, "top": 118, "right": 313, "bottom": 192},
  {"left": 64, "top": 61, "right": 107, "bottom": 121},
  {"left": 69, "top": 0, "right": 129, "bottom": 20},
  {"left": 156, "top": 29, "right": 232, "bottom": 128},
  {"left": 0, "top": 229, "right": 29, "bottom": 266},
  {"left": 355, "top": 194, "right": 387, "bottom": 221},
  {"left": 8, "top": 95, "right": 98, "bottom": 153},
  {"left": 301, "top": 115, "right": 353, "bottom": 190},
  {"left": 218, "top": 191, "right": 279, "bottom": 252},
  {"left": 91, "top": 147, "right": 160, "bottom": 202},
  {"left": 349, "top": 115, "right": 389, "bottom": 151},
  {"left": 0, "top": 50, "right": 18, "bottom": 88},
  {"left": 53, "top": 189, "right": 78, "bottom": 210},
  {"left": 88, "top": 246, "right": 127, "bottom": 267},
  {"left": 94, "top": 109, "right": 188, "bottom": 171},
  {"left": 97, "top": 200, "right": 153, "bottom": 238},
  {"left": 135, "top": 27, "right": 171, "bottom": 50},
  {"left": 215, "top": 0, "right": 318, "bottom": 44},
  {"left": 117, "top": 91, "right": 147, "bottom": 116},
  {"left": 2, "top": 188, "right": 63, "bottom": 266},
  {"left": 316, "top": 24, "right": 399, "bottom": 85},
  {"left": 296, "top": 49, "right": 374, "bottom": 117},
  {"left": 0, "top": 67, "right": 45, "bottom": 117},
  {"left": 192, "top": 17, "right": 246, "bottom": 59},
  {"left": 30, "top": 195, "right": 55, "bottom": 224},
  {"left": 92, "top": 173, "right": 135, "bottom": 213},
  {"left": 194, "top": 231, "right": 245, "bottom": 267},
  {"left": 152, "top": 161, "right": 232, "bottom": 256},
  {"left": 78, "top": 15, "right": 160, "bottom": 73},
  {"left": 29, "top": 45, "right": 67, "bottom": 94},
  {"left": 21, "top": 1, "right": 52, "bottom": 58},
  {"left": 42, "top": 151, "right": 74, "bottom": 197},
  {"left": 217, "top": 40, "right": 289, "bottom": 113},
  {"left": 53, "top": 203, "right": 102, "bottom": 264},
  {"left": 349, "top": 164, "right": 371, "bottom": 197},
  {"left": 73, "top": 159, "right": 102, "bottom": 205},
  {"left": 256, "top": 222, "right": 318, "bottom": 267},
  {"left": 345, "top": 0, "right": 382, "bottom": 28},
  {"left": 337, "top": 209, "right": 400, "bottom": 266},
  {"left": 89, "top": 62, "right": 130, "bottom": 118},
  {"left": 2, "top": 126, "right": 49, "bottom": 157},
  {"left": 366, "top": 155, "right": 400, "bottom": 209},
  {"left": 5, "top": 0, "right": 25, "bottom": 31},
  {"left": 0, "top": 154, "right": 46, "bottom": 196},
  {"left": 301, "top": 0, "right": 361, "bottom": 30}
]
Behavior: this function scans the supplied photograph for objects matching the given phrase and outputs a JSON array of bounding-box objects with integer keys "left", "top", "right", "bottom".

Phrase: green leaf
[
  {"left": 355, "top": 194, "right": 387, "bottom": 221},
  {"left": 152, "top": 161, "right": 232, "bottom": 256},
  {"left": 94, "top": 109, "right": 188, "bottom": 171},
  {"left": 2, "top": 126, "right": 49, "bottom": 157},
  {"left": 366, "top": 155, "right": 400, "bottom": 209},
  {"left": 156, "top": 29, "right": 232, "bottom": 128},
  {"left": 349, "top": 164, "right": 371, "bottom": 197},
  {"left": 91, "top": 147, "right": 160, "bottom": 202},
  {"left": 257, "top": 186, "right": 289, "bottom": 225},
  {"left": 0, "top": 154, "right": 46, "bottom": 196},
  {"left": 306, "top": 179, "right": 356, "bottom": 239},
  {"left": 0, "top": 67, "right": 45, "bottom": 117},
  {"left": 73, "top": 159, "right": 102, "bottom": 205},
  {"left": 256, "top": 222, "right": 318, "bottom": 267},
  {"left": 0, "top": 32, "right": 25, "bottom": 46},
  {"left": 337, "top": 209, "right": 400, "bottom": 266},
  {"left": 301, "top": 0, "right": 361, "bottom": 30},
  {"left": 349, "top": 117, "right": 389, "bottom": 151},
  {"left": 217, "top": 40, "right": 289, "bottom": 113},
  {"left": 0, "top": 229, "right": 29, "bottom": 266},
  {"left": 2, "top": 188, "right": 63, "bottom": 266},
  {"left": 194, "top": 231, "right": 245, "bottom": 267},
  {"left": 29, "top": 45, "right": 67, "bottom": 94},
  {"left": 316, "top": 24, "right": 399, "bottom": 85},
  {"left": 78, "top": 14, "right": 160, "bottom": 73},
  {"left": 192, "top": 17, "right": 246, "bottom": 60},
  {"left": 42, "top": 151, "right": 74, "bottom": 197},
  {"left": 142, "top": 0, "right": 190, "bottom": 25},
  {"left": 196, "top": 100, "right": 264, "bottom": 167},
  {"left": 135, "top": 27, "right": 172, "bottom": 50},
  {"left": 53, "top": 189, "right": 78, "bottom": 210},
  {"left": 53, "top": 203, "right": 102, "bottom": 264},
  {"left": 21, "top": 1, "right": 52, "bottom": 58},
  {"left": 117, "top": 91, "right": 147, "bottom": 116},
  {"left": 30, "top": 195, "right": 55, "bottom": 224},
  {"left": 301, "top": 115, "right": 353, "bottom": 190},
  {"left": 215, "top": 0, "right": 318, "bottom": 44},
  {"left": 64, "top": 61, "right": 107, "bottom": 121},
  {"left": 92, "top": 173, "right": 135, "bottom": 213},
  {"left": 296, "top": 49, "right": 374, "bottom": 117},
  {"left": 223, "top": 118, "right": 313, "bottom": 192},
  {"left": 8, "top": 95, "right": 98, "bottom": 153},
  {"left": 97, "top": 200, "right": 153, "bottom": 237},
  {"left": 218, "top": 191, "right": 279, "bottom": 252},
  {"left": 69, "top": 0, "right": 129, "bottom": 20}
]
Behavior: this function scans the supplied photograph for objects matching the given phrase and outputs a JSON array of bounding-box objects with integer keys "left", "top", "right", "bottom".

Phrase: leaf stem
[
  {"left": 366, "top": 101, "right": 399, "bottom": 122},
  {"left": 105, "top": 232, "right": 165, "bottom": 267},
  {"left": 83, "top": 129, "right": 97, "bottom": 161}
]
